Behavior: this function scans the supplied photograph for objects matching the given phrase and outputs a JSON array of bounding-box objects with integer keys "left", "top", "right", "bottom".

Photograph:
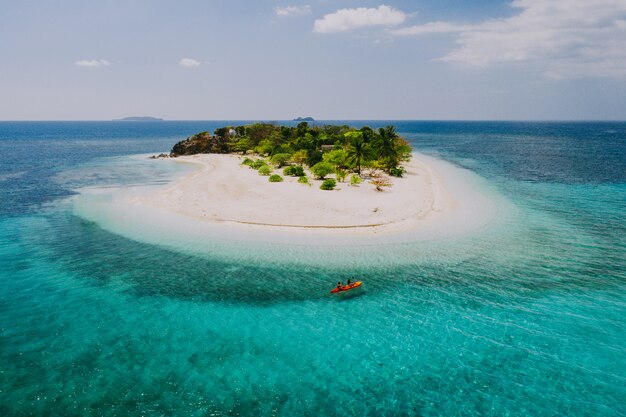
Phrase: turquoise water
[{"left": 1, "top": 122, "right": 625, "bottom": 416}]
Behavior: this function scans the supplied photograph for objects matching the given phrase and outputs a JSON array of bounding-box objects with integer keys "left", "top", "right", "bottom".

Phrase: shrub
[
  {"left": 320, "top": 178, "right": 337, "bottom": 190},
  {"left": 283, "top": 165, "right": 304, "bottom": 176},
  {"left": 285, "top": 165, "right": 305, "bottom": 177},
  {"left": 298, "top": 176, "right": 309, "bottom": 184},
  {"left": 389, "top": 166, "right": 405, "bottom": 177},
  {"left": 311, "top": 161, "right": 334, "bottom": 179},
  {"left": 242, "top": 157, "right": 254, "bottom": 167},
  {"left": 335, "top": 168, "right": 347, "bottom": 182},
  {"left": 269, "top": 174, "right": 283, "bottom": 182},
  {"left": 258, "top": 165, "right": 272, "bottom": 176},
  {"left": 270, "top": 153, "right": 292, "bottom": 167},
  {"left": 350, "top": 174, "right": 362, "bottom": 186},
  {"left": 252, "top": 159, "right": 267, "bottom": 170}
]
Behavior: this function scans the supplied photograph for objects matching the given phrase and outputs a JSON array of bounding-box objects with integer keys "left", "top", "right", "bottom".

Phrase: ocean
[{"left": 1, "top": 121, "right": 624, "bottom": 416}]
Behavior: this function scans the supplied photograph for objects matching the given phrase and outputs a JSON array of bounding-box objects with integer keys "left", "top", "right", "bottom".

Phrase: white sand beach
[
  {"left": 71, "top": 151, "right": 504, "bottom": 262},
  {"left": 135, "top": 153, "right": 455, "bottom": 235}
]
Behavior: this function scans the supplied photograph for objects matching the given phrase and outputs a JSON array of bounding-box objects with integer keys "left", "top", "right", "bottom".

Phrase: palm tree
[
  {"left": 344, "top": 131, "right": 369, "bottom": 176},
  {"left": 376, "top": 125, "right": 399, "bottom": 170}
]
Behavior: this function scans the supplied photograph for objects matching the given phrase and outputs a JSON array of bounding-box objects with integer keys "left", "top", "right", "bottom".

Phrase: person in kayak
[
  {"left": 347, "top": 278, "right": 351, "bottom": 285},
  {"left": 336, "top": 281, "right": 343, "bottom": 289}
]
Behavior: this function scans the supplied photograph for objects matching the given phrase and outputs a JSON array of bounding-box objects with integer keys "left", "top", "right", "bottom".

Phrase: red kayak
[{"left": 330, "top": 281, "right": 362, "bottom": 294}]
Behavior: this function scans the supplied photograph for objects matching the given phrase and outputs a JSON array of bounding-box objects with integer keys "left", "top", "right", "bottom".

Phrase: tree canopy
[{"left": 170, "top": 122, "right": 412, "bottom": 175}]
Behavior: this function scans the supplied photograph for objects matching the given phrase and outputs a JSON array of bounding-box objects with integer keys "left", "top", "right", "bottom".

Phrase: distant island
[
  {"left": 114, "top": 116, "right": 163, "bottom": 121},
  {"left": 293, "top": 117, "right": 314, "bottom": 121},
  {"left": 168, "top": 122, "right": 412, "bottom": 191}
]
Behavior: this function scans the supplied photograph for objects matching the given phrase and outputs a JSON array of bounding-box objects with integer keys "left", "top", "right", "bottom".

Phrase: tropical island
[
  {"left": 130, "top": 122, "right": 466, "bottom": 234},
  {"left": 169, "top": 122, "right": 412, "bottom": 191},
  {"left": 114, "top": 116, "right": 163, "bottom": 121},
  {"left": 293, "top": 116, "right": 315, "bottom": 121}
]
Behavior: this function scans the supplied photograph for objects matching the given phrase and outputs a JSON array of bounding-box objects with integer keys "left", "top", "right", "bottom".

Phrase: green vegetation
[
  {"left": 251, "top": 159, "right": 267, "bottom": 170},
  {"left": 344, "top": 131, "right": 370, "bottom": 175},
  {"left": 311, "top": 161, "right": 334, "bottom": 179},
  {"left": 270, "top": 153, "right": 291, "bottom": 167},
  {"left": 320, "top": 179, "right": 337, "bottom": 190},
  {"left": 389, "top": 166, "right": 406, "bottom": 178},
  {"left": 292, "top": 150, "right": 308, "bottom": 166},
  {"left": 284, "top": 165, "right": 305, "bottom": 177},
  {"left": 350, "top": 174, "right": 362, "bottom": 186},
  {"left": 335, "top": 168, "right": 347, "bottom": 182},
  {"left": 170, "top": 122, "right": 412, "bottom": 178},
  {"left": 170, "top": 123, "right": 412, "bottom": 191},
  {"left": 322, "top": 149, "right": 346, "bottom": 167}
]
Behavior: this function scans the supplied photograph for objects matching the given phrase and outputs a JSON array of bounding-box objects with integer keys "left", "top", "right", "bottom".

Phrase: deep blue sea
[{"left": 1, "top": 121, "right": 625, "bottom": 416}]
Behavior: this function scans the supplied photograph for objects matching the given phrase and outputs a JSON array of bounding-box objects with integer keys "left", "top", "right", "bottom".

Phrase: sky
[{"left": 1, "top": 0, "right": 626, "bottom": 120}]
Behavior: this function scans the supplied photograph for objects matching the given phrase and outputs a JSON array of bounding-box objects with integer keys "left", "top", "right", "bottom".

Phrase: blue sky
[{"left": 1, "top": 0, "right": 625, "bottom": 120}]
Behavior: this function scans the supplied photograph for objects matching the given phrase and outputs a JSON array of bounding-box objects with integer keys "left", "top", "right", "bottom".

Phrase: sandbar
[{"left": 134, "top": 153, "right": 454, "bottom": 236}]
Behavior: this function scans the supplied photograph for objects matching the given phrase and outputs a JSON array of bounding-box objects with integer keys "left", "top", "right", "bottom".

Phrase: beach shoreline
[
  {"left": 135, "top": 153, "right": 454, "bottom": 236},
  {"left": 71, "top": 151, "right": 504, "bottom": 257}
]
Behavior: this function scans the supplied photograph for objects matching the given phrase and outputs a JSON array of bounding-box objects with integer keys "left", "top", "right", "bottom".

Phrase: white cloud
[
  {"left": 275, "top": 5, "right": 311, "bottom": 17},
  {"left": 75, "top": 59, "right": 111, "bottom": 67},
  {"left": 313, "top": 5, "right": 406, "bottom": 33},
  {"left": 391, "top": 0, "right": 626, "bottom": 79},
  {"left": 179, "top": 58, "right": 201, "bottom": 67}
]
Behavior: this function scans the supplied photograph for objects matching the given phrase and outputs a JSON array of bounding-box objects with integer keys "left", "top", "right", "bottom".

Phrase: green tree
[
  {"left": 360, "top": 126, "right": 376, "bottom": 142},
  {"left": 311, "top": 161, "right": 334, "bottom": 179},
  {"left": 270, "top": 153, "right": 291, "bottom": 167},
  {"left": 322, "top": 149, "right": 347, "bottom": 168},
  {"left": 214, "top": 127, "right": 231, "bottom": 139},
  {"left": 344, "top": 131, "right": 370, "bottom": 175},
  {"left": 296, "top": 122, "right": 309, "bottom": 138},
  {"left": 233, "top": 137, "right": 252, "bottom": 154},
  {"left": 255, "top": 140, "right": 273, "bottom": 156},
  {"left": 375, "top": 126, "right": 400, "bottom": 170},
  {"left": 292, "top": 149, "right": 308, "bottom": 166},
  {"left": 307, "top": 150, "right": 323, "bottom": 167}
]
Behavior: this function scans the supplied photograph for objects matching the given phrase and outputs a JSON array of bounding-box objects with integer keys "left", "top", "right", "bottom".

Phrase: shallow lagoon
[{"left": 1, "top": 121, "right": 624, "bottom": 416}]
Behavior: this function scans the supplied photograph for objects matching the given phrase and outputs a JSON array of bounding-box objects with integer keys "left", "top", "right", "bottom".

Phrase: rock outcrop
[{"left": 170, "top": 132, "right": 229, "bottom": 156}]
